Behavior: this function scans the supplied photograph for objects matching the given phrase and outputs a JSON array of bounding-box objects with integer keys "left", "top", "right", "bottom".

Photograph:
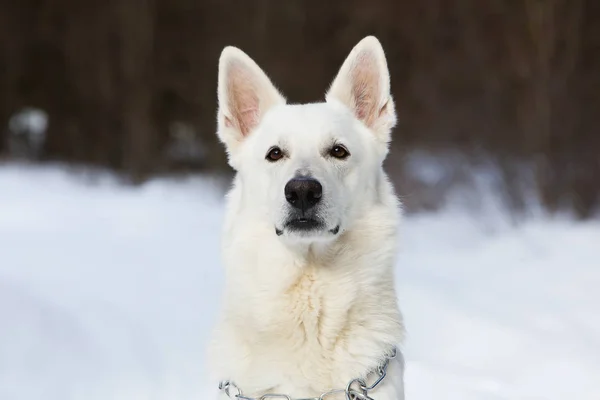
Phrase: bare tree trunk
[
  {"left": 0, "top": 0, "right": 22, "bottom": 157},
  {"left": 115, "top": 0, "right": 157, "bottom": 181},
  {"left": 0, "top": 50, "right": 9, "bottom": 157}
]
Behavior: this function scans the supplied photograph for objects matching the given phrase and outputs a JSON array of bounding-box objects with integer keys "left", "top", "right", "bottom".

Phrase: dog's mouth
[
  {"left": 276, "top": 218, "right": 339, "bottom": 237},
  {"left": 287, "top": 217, "right": 322, "bottom": 231}
]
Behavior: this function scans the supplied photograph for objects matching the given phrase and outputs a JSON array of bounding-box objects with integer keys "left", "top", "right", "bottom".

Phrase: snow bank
[{"left": 1, "top": 164, "right": 598, "bottom": 400}]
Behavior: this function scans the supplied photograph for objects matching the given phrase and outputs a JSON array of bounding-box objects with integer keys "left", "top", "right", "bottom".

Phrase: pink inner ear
[
  {"left": 350, "top": 51, "right": 381, "bottom": 128},
  {"left": 227, "top": 61, "right": 260, "bottom": 137}
]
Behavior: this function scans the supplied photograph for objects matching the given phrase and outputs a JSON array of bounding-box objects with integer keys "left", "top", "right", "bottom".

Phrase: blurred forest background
[{"left": 0, "top": 0, "right": 598, "bottom": 218}]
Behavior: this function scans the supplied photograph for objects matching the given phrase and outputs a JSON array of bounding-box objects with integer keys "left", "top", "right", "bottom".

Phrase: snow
[
  {"left": 1, "top": 164, "right": 599, "bottom": 400},
  {"left": 8, "top": 108, "right": 48, "bottom": 137}
]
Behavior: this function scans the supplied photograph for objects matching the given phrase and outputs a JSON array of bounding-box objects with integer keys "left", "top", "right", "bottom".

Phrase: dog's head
[{"left": 216, "top": 36, "right": 397, "bottom": 242}]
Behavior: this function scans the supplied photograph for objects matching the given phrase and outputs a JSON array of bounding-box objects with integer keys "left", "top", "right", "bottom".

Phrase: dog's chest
[
  {"left": 281, "top": 270, "right": 323, "bottom": 337},
  {"left": 265, "top": 266, "right": 353, "bottom": 346},
  {"left": 236, "top": 268, "right": 360, "bottom": 394}
]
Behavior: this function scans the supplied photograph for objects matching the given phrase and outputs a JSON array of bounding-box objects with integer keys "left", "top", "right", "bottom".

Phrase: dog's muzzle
[{"left": 276, "top": 177, "right": 339, "bottom": 237}]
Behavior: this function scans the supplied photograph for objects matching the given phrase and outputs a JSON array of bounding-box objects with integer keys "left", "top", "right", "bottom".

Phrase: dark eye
[
  {"left": 266, "top": 146, "right": 284, "bottom": 162},
  {"left": 329, "top": 145, "right": 350, "bottom": 159}
]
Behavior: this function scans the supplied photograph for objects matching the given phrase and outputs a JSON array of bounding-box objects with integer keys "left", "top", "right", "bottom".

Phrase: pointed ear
[
  {"left": 325, "top": 36, "right": 396, "bottom": 144},
  {"left": 216, "top": 46, "right": 286, "bottom": 161}
]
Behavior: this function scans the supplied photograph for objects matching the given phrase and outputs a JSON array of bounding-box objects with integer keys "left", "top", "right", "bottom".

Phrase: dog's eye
[
  {"left": 266, "top": 147, "right": 284, "bottom": 162},
  {"left": 329, "top": 145, "right": 350, "bottom": 159}
]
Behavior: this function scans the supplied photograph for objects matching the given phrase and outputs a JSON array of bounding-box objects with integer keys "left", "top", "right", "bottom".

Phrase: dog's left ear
[
  {"left": 217, "top": 46, "right": 286, "bottom": 164},
  {"left": 326, "top": 36, "right": 396, "bottom": 144}
]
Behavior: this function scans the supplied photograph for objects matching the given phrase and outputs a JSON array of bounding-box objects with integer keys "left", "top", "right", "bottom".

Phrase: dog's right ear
[{"left": 216, "top": 47, "right": 286, "bottom": 164}]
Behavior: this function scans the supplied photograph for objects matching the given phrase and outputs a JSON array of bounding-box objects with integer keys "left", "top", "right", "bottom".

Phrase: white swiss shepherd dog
[{"left": 208, "top": 36, "right": 406, "bottom": 400}]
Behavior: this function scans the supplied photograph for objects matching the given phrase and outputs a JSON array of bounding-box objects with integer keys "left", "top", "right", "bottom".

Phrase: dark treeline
[{"left": 0, "top": 0, "right": 598, "bottom": 217}]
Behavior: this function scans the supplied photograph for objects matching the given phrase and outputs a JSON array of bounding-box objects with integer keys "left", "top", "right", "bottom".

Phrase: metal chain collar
[{"left": 218, "top": 348, "right": 397, "bottom": 400}]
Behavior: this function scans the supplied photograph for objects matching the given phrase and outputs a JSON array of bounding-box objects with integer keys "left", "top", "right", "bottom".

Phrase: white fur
[{"left": 208, "top": 36, "right": 406, "bottom": 400}]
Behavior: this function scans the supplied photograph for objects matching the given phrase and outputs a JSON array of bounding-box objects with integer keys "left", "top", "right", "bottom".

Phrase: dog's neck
[{"left": 209, "top": 174, "right": 404, "bottom": 398}]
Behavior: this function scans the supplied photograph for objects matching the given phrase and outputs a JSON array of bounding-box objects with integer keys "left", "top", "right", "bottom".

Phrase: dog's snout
[{"left": 285, "top": 178, "right": 322, "bottom": 212}]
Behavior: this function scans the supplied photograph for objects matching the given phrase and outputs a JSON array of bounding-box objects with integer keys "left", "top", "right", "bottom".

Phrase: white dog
[{"left": 208, "top": 36, "right": 406, "bottom": 400}]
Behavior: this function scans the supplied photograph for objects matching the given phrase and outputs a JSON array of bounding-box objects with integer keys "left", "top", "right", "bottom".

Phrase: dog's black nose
[{"left": 285, "top": 178, "right": 322, "bottom": 212}]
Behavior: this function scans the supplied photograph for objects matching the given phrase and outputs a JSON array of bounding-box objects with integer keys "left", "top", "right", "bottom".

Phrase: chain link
[{"left": 219, "top": 348, "right": 396, "bottom": 400}]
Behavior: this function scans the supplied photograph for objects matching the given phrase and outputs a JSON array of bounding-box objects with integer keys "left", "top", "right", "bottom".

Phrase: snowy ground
[{"left": 1, "top": 164, "right": 599, "bottom": 400}]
